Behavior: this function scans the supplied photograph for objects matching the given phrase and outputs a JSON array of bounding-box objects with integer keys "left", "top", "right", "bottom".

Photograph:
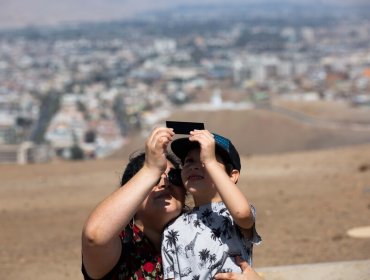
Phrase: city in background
[{"left": 1, "top": 1, "right": 370, "bottom": 163}]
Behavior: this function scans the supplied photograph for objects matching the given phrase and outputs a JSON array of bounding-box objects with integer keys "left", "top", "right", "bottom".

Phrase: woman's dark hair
[{"left": 120, "top": 150, "right": 181, "bottom": 187}]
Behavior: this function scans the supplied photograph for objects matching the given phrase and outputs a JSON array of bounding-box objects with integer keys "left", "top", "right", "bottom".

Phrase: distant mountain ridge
[{"left": 1, "top": 0, "right": 369, "bottom": 30}]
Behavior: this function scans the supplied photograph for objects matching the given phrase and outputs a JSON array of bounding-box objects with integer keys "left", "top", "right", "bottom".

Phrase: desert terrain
[{"left": 1, "top": 100, "right": 370, "bottom": 280}]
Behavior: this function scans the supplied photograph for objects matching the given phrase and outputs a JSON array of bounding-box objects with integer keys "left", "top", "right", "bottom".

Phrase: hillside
[
  {"left": 1, "top": 143, "right": 370, "bottom": 280},
  {"left": 112, "top": 102, "right": 370, "bottom": 159}
]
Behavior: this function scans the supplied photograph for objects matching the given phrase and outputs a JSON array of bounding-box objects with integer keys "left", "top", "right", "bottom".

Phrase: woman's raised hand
[{"left": 144, "top": 127, "right": 175, "bottom": 172}]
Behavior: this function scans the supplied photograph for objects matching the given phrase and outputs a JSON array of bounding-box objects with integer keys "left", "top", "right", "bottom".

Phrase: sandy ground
[{"left": 1, "top": 101, "right": 370, "bottom": 280}]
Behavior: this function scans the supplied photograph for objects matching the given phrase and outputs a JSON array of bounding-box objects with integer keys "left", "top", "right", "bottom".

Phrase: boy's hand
[
  {"left": 144, "top": 127, "right": 175, "bottom": 173},
  {"left": 189, "top": 130, "right": 218, "bottom": 166}
]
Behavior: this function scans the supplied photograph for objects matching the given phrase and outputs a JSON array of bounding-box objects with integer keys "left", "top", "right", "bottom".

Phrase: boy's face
[{"left": 181, "top": 148, "right": 226, "bottom": 194}]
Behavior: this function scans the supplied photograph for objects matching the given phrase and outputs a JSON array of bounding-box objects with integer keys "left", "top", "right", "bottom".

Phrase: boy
[{"left": 162, "top": 129, "right": 261, "bottom": 280}]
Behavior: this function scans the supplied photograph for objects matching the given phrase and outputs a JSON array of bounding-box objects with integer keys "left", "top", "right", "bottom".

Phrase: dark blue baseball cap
[{"left": 170, "top": 133, "right": 241, "bottom": 171}]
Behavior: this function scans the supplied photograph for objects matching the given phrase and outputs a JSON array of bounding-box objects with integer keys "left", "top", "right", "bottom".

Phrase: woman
[{"left": 82, "top": 127, "right": 186, "bottom": 279}]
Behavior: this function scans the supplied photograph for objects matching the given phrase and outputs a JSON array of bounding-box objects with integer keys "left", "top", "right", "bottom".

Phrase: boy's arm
[
  {"left": 205, "top": 161, "right": 255, "bottom": 229},
  {"left": 190, "top": 130, "right": 254, "bottom": 229}
]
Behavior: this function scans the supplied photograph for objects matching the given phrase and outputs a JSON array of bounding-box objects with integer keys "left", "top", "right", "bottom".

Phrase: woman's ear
[{"left": 230, "top": 169, "right": 240, "bottom": 184}]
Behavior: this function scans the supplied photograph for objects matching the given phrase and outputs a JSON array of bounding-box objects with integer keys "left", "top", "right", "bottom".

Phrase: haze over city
[{"left": 1, "top": 0, "right": 370, "bottom": 29}]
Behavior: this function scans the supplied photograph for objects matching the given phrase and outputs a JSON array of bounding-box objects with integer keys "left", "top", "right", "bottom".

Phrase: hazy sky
[{"left": 0, "top": 0, "right": 368, "bottom": 29}]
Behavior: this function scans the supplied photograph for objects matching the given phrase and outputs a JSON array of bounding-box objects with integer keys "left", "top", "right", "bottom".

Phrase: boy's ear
[{"left": 230, "top": 169, "right": 240, "bottom": 184}]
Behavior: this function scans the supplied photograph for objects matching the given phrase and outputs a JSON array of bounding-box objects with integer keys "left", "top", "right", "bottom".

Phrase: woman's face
[{"left": 136, "top": 161, "right": 186, "bottom": 227}]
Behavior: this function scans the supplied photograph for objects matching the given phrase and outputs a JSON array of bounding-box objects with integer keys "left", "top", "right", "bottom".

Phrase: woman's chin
[{"left": 160, "top": 202, "right": 182, "bottom": 214}]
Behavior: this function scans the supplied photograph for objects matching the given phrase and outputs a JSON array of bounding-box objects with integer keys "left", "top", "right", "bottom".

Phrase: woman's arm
[{"left": 81, "top": 127, "right": 174, "bottom": 279}]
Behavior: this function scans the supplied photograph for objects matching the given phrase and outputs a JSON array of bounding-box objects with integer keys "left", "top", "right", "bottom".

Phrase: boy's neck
[{"left": 193, "top": 193, "right": 222, "bottom": 207}]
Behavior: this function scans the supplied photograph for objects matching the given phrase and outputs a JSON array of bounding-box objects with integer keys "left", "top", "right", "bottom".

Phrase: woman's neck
[{"left": 134, "top": 219, "right": 163, "bottom": 251}]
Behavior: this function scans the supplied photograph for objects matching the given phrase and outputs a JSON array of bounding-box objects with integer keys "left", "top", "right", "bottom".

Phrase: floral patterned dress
[{"left": 82, "top": 222, "right": 163, "bottom": 280}]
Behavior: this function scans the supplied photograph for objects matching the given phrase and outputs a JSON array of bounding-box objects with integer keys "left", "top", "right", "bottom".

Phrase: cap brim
[
  {"left": 170, "top": 137, "right": 200, "bottom": 163},
  {"left": 170, "top": 137, "right": 231, "bottom": 166}
]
